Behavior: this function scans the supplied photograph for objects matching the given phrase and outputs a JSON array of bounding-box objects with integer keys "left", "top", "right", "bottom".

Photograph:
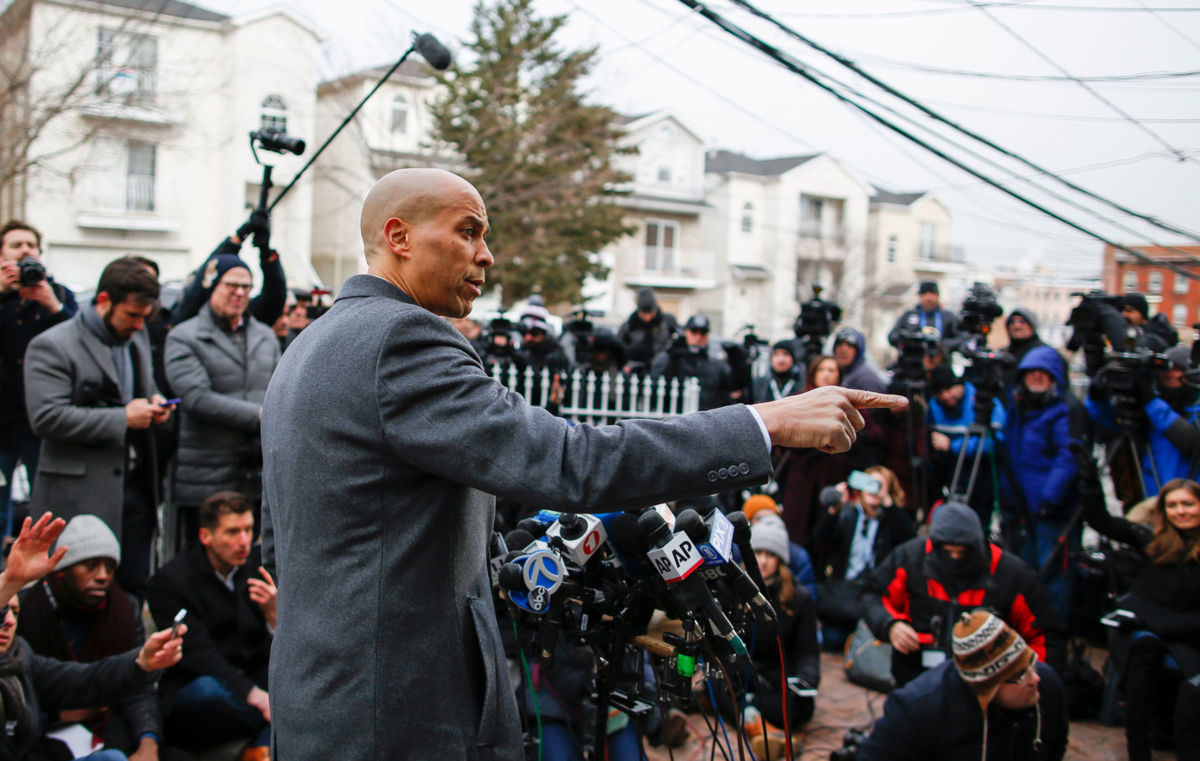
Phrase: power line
[
  {"left": 773, "top": 2, "right": 1200, "bottom": 18},
  {"left": 721, "top": 0, "right": 1200, "bottom": 246},
  {"left": 963, "top": 0, "right": 1195, "bottom": 164},
  {"left": 823, "top": 52, "right": 1200, "bottom": 83},
  {"left": 1133, "top": 0, "right": 1200, "bottom": 52},
  {"left": 675, "top": 0, "right": 1200, "bottom": 281},
  {"left": 918, "top": 96, "right": 1200, "bottom": 123}
]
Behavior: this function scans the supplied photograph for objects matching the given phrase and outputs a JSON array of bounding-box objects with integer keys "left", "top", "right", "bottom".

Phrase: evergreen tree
[{"left": 429, "top": 0, "right": 634, "bottom": 308}]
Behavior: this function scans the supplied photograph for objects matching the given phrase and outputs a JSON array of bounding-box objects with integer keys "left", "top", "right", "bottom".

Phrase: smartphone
[
  {"left": 787, "top": 677, "right": 818, "bottom": 698},
  {"left": 162, "top": 398, "right": 181, "bottom": 406},
  {"left": 847, "top": 470, "right": 881, "bottom": 495},
  {"left": 170, "top": 608, "right": 187, "bottom": 639}
]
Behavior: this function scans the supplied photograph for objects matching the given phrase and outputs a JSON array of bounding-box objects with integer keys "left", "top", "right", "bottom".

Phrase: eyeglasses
[
  {"left": 221, "top": 282, "right": 254, "bottom": 292},
  {"left": 1003, "top": 659, "right": 1038, "bottom": 686}
]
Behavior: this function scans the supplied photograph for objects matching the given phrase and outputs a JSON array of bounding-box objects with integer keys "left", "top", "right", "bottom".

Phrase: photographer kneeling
[{"left": 1087, "top": 345, "right": 1200, "bottom": 495}]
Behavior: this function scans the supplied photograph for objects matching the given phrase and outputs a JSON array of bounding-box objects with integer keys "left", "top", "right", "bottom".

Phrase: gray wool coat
[
  {"left": 166, "top": 305, "right": 279, "bottom": 506},
  {"left": 24, "top": 313, "right": 158, "bottom": 533},
  {"left": 259, "top": 275, "right": 772, "bottom": 761}
]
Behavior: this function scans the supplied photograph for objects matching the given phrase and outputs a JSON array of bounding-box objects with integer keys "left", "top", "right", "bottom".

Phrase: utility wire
[
  {"left": 675, "top": 0, "right": 1200, "bottom": 281},
  {"left": 825, "top": 52, "right": 1200, "bottom": 82},
  {"left": 774, "top": 3, "right": 1200, "bottom": 19},
  {"left": 1134, "top": 0, "right": 1200, "bottom": 52},
  {"left": 723, "top": 0, "right": 1200, "bottom": 246},
  {"left": 963, "top": 0, "right": 1195, "bottom": 164}
]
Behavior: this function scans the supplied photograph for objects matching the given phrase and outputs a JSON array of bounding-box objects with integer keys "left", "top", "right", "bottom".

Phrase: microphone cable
[
  {"left": 713, "top": 656, "right": 748, "bottom": 761},
  {"left": 776, "top": 634, "right": 794, "bottom": 761},
  {"left": 512, "top": 619, "right": 543, "bottom": 761},
  {"left": 704, "top": 678, "right": 739, "bottom": 761}
]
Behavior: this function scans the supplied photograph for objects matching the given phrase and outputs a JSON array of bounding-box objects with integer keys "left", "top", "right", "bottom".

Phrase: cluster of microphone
[{"left": 491, "top": 501, "right": 780, "bottom": 709}]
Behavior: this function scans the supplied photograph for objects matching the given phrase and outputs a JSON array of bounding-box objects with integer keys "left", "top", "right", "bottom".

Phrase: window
[
  {"left": 95, "top": 29, "right": 158, "bottom": 101},
  {"left": 644, "top": 220, "right": 677, "bottom": 271},
  {"left": 919, "top": 222, "right": 938, "bottom": 260},
  {"left": 86, "top": 138, "right": 156, "bottom": 212},
  {"left": 741, "top": 202, "right": 753, "bottom": 233},
  {"left": 1174, "top": 304, "right": 1187, "bottom": 326},
  {"left": 260, "top": 95, "right": 287, "bottom": 133},
  {"left": 390, "top": 94, "right": 408, "bottom": 134},
  {"left": 657, "top": 166, "right": 672, "bottom": 183},
  {"left": 1149, "top": 271, "right": 1163, "bottom": 294},
  {"left": 1177, "top": 273, "right": 1190, "bottom": 295},
  {"left": 886, "top": 235, "right": 898, "bottom": 264},
  {"left": 800, "top": 196, "right": 823, "bottom": 238},
  {"left": 1124, "top": 270, "right": 1138, "bottom": 292}
]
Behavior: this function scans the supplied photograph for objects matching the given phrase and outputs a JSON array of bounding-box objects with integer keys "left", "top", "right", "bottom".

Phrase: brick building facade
[{"left": 1103, "top": 244, "right": 1200, "bottom": 340}]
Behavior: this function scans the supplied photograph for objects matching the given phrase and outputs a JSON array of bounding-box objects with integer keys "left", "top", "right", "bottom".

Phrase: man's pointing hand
[{"left": 753, "top": 386, "right": 908, "bottom": 453}]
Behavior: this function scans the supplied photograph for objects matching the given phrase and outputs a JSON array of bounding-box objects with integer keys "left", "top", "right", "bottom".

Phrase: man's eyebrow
[{"left": 462, "top": 215, "right": 489, "bottom": 233}]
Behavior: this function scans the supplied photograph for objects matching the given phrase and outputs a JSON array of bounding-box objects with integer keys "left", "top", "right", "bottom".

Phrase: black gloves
[
  {"left": 1130, "top": 371, "right": 1155, "bottom": 407},
  {"left": 237, "top": 209, "right": 270, "bottom": 250}
]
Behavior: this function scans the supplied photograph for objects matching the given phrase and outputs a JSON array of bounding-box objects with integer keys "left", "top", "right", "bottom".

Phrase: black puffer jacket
[{"left": 618, "top": 309, "right": 678, "bottom": 368}]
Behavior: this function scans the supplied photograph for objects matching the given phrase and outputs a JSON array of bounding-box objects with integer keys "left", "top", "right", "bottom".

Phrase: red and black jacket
[{"left": 860, "top": 536, "right": 1066, "bottom": 670}]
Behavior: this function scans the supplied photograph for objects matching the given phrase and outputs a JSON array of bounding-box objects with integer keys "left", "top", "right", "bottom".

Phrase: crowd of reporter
[{"left": 3, "top": 207, "right": 1199, "bottom": 761}]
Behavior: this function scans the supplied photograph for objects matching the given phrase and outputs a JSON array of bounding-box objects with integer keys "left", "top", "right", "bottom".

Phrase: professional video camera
[
  {"left": 793, "top": 284, "right": 842, "bottom": 359},
  {"left": 955, "top": 283, "right": 1014, "bottom": 398},
  {"left": 893, "top": 327, "right": 942, "bottom": 385},
  {"left": 1066, "top": 291, "right": 1129, "bottom": 377},
  {"left": 304, "top": 288, "right": 333, "bottom": 321},
  {"left": 17, "top": 257, "right": 46, "bottom": 286},
  {"left": 249, "top": 127, "right": 305, "bottom": 156},
  {"left": 563, "top": 308, "right": 603, "bottom": 368},
  {"left": 493, "top": 504, "right": 799, "bottom": 760},
  {"left": 959, "top": 281, "right": 1003, "bottom": 336}
]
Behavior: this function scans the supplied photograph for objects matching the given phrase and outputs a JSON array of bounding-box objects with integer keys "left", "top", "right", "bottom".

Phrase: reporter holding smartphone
[{"left": 23, "top": 258, "right": 169, "bottom": 598}]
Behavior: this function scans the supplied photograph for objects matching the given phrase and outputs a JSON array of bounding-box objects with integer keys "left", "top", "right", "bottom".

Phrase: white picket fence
[{"left": 489, "top": 365, "right": 701, "bottom": 423}]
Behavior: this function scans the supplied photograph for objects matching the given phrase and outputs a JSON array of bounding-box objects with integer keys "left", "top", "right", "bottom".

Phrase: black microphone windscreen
[
  {"left": 515, "top": 518, "right": 544, "bottom": 537},
  {"left": 819, "top": 485, "right": 844, "bottom": 510},
  {"left": 674, "top": 509, "right": 705, "bottom": 544},
  {"left": 636, "top": 509, "right": 671, "bottom": 548},
  {"left": 504, "top": 528, "right": 536, "bottom": 551},
  {"left": 498, "top": 563, "right": 524, "bottom": 592},
  {"left": 608, "top": 512, "right": 646, "bottom": 556},
  {"left": 414, "top": 33, "right": 452, "bottom": 71}
]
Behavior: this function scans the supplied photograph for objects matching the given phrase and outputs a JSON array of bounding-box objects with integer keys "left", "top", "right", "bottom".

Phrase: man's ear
[
  {"left": 383, "top": 217, "right": 411, "bottom": 259},
  {"left": 198, "top": 527, "right": 212, "bottom": 548}
]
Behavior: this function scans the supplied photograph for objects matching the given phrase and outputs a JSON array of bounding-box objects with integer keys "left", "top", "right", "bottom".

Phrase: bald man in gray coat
[{"left": 260, "top": 168, "right": 905, "bottom": 760}]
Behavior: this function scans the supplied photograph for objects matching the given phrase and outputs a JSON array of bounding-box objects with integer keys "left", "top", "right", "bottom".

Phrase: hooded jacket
[
  {"left": 1001, "top": 346, "right": 1080, "bottom": 519},
  {"left": 836, "top": 328, "right": 887, "bottom": 393},
  {"left": 861, "top": 503, "right": 1065, "bottom": 670}
]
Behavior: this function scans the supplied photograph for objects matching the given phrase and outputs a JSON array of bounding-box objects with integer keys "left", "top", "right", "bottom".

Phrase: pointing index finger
[{"left": 841, "top": 389, "right": 908, "bottom": 411}]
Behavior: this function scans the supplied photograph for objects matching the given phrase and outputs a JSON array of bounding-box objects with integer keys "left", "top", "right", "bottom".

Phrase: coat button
[
  {"left": 707, "top": 470, "right": 718, "bottom": 482},
  {"left": 739, "top": 463, "right": 750, "bottom": 475},
  {"left": 728, "top": 463, "right": 738, "bottom": 476},
  {"left": 718, "top": 467, "right": 728, "bottom": 479}
]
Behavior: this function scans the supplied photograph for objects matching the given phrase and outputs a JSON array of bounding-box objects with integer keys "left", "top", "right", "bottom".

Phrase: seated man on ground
[
  {"left": 860, "top": 501, "right": 1065, "bottom": 686},
  {"left": 0, "top": 513, "right": 183, "bottom": 761},
  {"left": 18, "top": 515, "right": 163, "bottom": 760},
  {"left": 858, "top": 609, "right": 1067, "bottom": 761},
  {"left": 146, "top": 492, "right": 274, "bottom": 760}
]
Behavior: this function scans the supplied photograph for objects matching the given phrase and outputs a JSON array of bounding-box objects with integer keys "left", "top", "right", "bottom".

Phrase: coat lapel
[{"left": 76, "top": 317, "right": 120, "bottom": 388}]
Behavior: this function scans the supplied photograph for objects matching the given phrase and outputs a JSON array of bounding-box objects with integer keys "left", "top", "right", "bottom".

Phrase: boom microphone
[
  {"left": 413, "top": 33, "right": 452, "bottom": 71},
  {"left": 727, "top": 511, "right": 769, "bottom": 598}
]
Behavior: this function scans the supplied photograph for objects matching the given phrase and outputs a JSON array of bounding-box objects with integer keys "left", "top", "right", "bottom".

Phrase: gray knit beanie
[{"left": 52, "top": 515, "right": 121, "bottom": 570}]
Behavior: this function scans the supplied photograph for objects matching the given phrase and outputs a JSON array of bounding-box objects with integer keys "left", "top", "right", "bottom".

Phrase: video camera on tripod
[
  {"left": 1066, "top": 292, "right": 1130, "bottom": 377},
  {"left": 793, "top": 284, "right": 842, "bottom": 358}
]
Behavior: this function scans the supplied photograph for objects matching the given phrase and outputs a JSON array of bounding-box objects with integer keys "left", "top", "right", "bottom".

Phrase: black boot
[{"left": 1123, "top": 638, "right": 1161, "bottom": 761}]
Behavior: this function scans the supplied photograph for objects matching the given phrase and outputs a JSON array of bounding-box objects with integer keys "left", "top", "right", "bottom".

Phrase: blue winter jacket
[
  {"left": 1002, "top": 346, "right": 1079, "bottom": 518},
  {"left": 1087, "top": 385, "right": 1200, "bottom": 495},
  {"left": 928, "top": 380, "right": 1006, "bottom": 457}
]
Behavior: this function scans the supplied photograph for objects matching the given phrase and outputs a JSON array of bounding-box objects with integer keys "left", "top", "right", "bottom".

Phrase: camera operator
[
  {"left": 649, "top": 314, "right": 741, "bottom": 410},
  {"left": 752, "top": 340, "right": 804, "bottom": 402},
  {"left": 887, "top": 281, "right": 962, "bottom": 351},
  {"left": 479, "top": 315, "right": 527, "bottom": 376},
  {"left": 1122, "top": 293, "right": 1179, "bottom": 350},
  {"left": 617, "top": 288, "right": 678, "bottom": 373},
  {"left": 928, "top": 365, "right": 1007, "bottom": 529},
  {"left": 1088, "top": 344, "right": 1200, "bottom": 497},
  {"left": 1003, "top": 308, "right": 1068, "bottom": 388},
  {"left": 0, "top": 221, "right": 78, "bottom": 532},
  {"left": 170, "top": 211, "right": 285, "bottom": 329},
  {"left": 787, "top": 284, "right": 841, "bottom": 367},
  {"left": 833, "top": 328, "right": 888, "bottom": 394}
]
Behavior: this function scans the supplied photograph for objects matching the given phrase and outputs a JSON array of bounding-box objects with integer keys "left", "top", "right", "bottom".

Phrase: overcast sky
[{"left": 210, "top": 0, "right": 1200, "bottom": 281}]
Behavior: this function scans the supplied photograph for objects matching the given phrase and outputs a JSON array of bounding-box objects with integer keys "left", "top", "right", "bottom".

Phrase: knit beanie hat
[
  {"left": 52, "top": 515, "right": 121, "bottom": 570},
  {"left": 742, "top": 494, "right": 781, "bottom": 523},
  {"left": 200, "top": 254, "right": 251, "bottom": 292},
  {"left": 929, "top": 365, "right": 961, "bottom": 395},
  {"left": 750, "top": 517, "right": 789, "bottom": 561},
  {"left": 952, "top": 609, "right": 1035, "bottom": 712},
  {"left": 1123, "top": 293, "right": 1149, "bottom": 318}
]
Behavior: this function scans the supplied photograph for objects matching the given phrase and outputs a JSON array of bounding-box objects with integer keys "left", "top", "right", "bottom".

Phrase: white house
[{"left": 0, "top": 0, "right": 322, "bottom": 290}]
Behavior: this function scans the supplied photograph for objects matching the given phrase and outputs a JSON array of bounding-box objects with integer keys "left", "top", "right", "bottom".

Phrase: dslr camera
[{"left": 18, "top": 256, "right": 46, "bottom": 286}]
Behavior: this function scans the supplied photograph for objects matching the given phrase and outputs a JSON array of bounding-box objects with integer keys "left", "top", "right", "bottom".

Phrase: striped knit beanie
[{"left": 951, "top": 609, "right": 1035, "bottom": 712}]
